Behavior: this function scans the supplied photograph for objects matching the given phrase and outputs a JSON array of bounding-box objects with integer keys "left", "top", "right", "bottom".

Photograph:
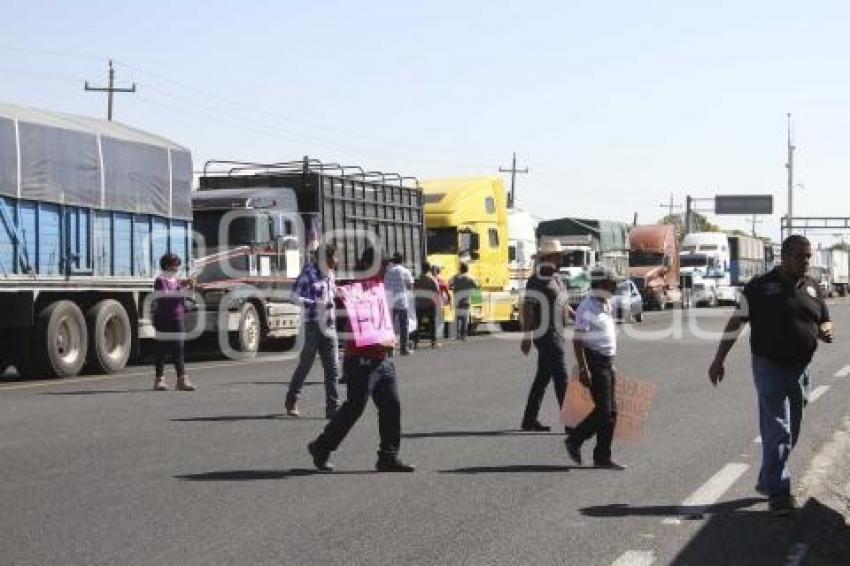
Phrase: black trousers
[
  {"left": 522, "top": 337, "right": 567, "bottom": 425},
  {"left": 154, "top": 318, "right": 186, "bottom": 378},
  {"left": 571, "top": 349, "right": 617, "bottom": 463},
  {"left": 414, "top": 304, "right": 440, "bottom": 346},
  {"left": 313, "top": 356, "right": 402, "bottom": 459}
]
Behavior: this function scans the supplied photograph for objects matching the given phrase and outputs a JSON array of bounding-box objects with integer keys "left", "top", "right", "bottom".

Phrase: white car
[{"left": 690, "top": 280, "right": 718, "bottom": 308}]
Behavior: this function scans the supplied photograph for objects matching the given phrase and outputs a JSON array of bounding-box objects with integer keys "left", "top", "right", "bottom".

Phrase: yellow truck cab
[{"left": 421, "top": 177, "right": 518, "bottom": 332}]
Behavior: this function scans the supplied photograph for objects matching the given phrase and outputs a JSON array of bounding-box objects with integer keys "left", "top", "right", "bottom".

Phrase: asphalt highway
[{"left": 2, "top": 303, "right": 849, "bottom": 565}]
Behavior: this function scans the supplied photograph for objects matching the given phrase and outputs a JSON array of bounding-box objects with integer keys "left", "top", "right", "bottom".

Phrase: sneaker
[
  {"left": 376, "top": 458, "right": 416, "bottom": 473},
  {"left": 400, "top": 350, "right": 412, "bottom": 356},
  {"left": 593, "top": 460, "right": 627, "bottom": 471},
  {"left": 175, "top": 378, "right": 196, "bottom": 392},
  {"left": 755, "top": 484, "right": 769, "bottom": 497},
  {"left": 307, "top": 441, "right": 334, "bottom": 473},
  {"left": 564, "top": 438, "right": 583, "bottom": 465},
  {"left": 285, "top": 400, "right": 300, "bottom": 417},
  {"left": 432, "top": 342, "right": 443, "bottom": 349},
  {"left": 153, "top": 378, "right": 169, "bottom": 391},
  {"left": 521, "top": 420, "right": 551, "bottom": 432},
  {"left": 768, "top": 495, "right": 797, "bottom": 517}
]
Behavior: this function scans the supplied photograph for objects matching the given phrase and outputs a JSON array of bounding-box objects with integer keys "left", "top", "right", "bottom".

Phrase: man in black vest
[
  {"left": 709, "top": 235, "right": 833, "bottom": 515},
  {"left": 520, "top": 239, "right": 574, "bottom": 432}
]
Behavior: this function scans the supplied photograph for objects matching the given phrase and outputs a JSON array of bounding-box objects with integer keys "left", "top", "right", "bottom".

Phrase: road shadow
[
  {"left": 171, "top": 414, "right": 325, "bottom": 422},
  {"left": 403, "top": 429, "right": 558, "bottom": 439},
  {"left": 176, "top": 468, "right": 377, "bottom": 481},
  {"left": 440, "top": 464, "right": 582, "bottom": 474},
  {"left": 667, "top": 497, "right": 850, "bottom": 565},
  {"left": 580, "top": 498, "right": 763, "bottom": 520},
  {"left": 41, "top": 389, "right": 148, "bottom": 396}
]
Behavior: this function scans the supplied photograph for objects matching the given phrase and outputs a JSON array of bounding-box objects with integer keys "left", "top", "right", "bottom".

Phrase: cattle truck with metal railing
[{"left": 192, "top": 157, "right": 425, "bottom": 354}]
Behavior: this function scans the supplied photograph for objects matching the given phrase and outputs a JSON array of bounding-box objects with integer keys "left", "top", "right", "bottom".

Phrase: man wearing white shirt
[{"left": 565, "top": 267, "right": 625, "bottom": 470}]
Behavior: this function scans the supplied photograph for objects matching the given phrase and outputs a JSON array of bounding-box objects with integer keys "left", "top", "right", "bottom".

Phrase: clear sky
[{"left": 2, "top": 0, "right": 850, "bottom": 245}]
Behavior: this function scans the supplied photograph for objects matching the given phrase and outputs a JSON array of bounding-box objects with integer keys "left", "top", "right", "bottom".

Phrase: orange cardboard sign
[{"left": 560, "top": 373, "right": 655, "bottom": 443}]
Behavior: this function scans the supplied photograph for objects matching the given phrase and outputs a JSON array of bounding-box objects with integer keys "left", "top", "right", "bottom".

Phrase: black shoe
[
  {"left": 593, "top": 460, "right": 627, "bottom": 471},
  {"left": 307, "top": 441, "right": 334, "bottom": 473},
  {"left": 769, "top": 495, "right": 797, "bottom": 517},
  {"left": 376, "top": 458, "right": 416, "bottom": 472},
  {"left": 521, "top": 421, "right": 551, "bottom": 432},
  {"left": 564, "top": 438, "right": 582, "bottom": 465}
]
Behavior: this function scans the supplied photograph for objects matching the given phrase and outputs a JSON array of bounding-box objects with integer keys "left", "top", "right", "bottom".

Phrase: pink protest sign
[
  {"left": 560, "top": 373, "right": 656, "bottom": 444},
  {"left": 339, "top": 280, "right": 395, "bottom": 347}
]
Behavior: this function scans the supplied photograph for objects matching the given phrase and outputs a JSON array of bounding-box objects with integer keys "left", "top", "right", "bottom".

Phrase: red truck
[{"left": 628, "top": 225, "right": 683, "bottom": 310}]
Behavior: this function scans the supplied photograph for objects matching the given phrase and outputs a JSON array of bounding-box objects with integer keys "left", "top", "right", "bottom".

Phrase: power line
[{"left": 84, "top": 59, "right": 136, "bottom": 121}]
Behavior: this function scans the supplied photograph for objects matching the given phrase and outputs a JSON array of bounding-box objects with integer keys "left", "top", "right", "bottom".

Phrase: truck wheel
[
  {"left": 31, "top": 301, "right": 88, "bottom": 378},
  {"left": 232, "top": 302, "right": 261, "bottom": 356},
  {"left": 840, "top": 285, "right": 847, "bottom": 298},
  {"left": 635, "top": 312, "right": 643, "bottom": 323},
  {"left": 86, "top": 300, "right": 132, "bottom": 374}
]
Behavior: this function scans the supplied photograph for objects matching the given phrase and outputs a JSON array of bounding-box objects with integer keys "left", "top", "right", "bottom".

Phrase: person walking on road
[
  {"left": 520, "top": 240, "right": 574, "bottom": 432},
  {"left": 285, "top": 244, "right": 341, "bottom": 419},
  {"left": 708, "top": 235, "right": 833, "bottom": 515},
  {"left": 307, "top": 248, "right": 416, "bottom": 473},
  {"left": 565, "top": 267, "right": 625, "bottom": 470},
  {"left": 413, "top": 261, "right": 442, "bottom": 350},
  {"left": 450, "top": 262, "right": 477, "bottom": 341},
  {"left": 152, "top": 253, "right": 196, "bottom": 392},
  {"left": 385, "top": 253, "right": 415, "bottom": 355}
]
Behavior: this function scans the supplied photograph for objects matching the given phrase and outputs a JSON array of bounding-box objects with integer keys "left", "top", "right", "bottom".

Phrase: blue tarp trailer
[{"left": 0, "top": 102, "right": 192, "bottom": 378}]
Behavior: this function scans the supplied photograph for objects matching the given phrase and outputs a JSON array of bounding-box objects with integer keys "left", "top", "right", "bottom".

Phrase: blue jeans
[
  {"left": 392, "top": 307, "right": 410, "bottom": 353},
  {"left": 752, "top": 355, "right": 809, "bottom": 499},
  {"left": 286, "top": 321, "right": 340, "bottom": 416}
]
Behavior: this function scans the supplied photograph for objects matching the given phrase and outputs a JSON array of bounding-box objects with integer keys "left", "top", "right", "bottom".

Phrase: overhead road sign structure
[{"left": 714, "top": 195, "right": 773, "bottom": 215}]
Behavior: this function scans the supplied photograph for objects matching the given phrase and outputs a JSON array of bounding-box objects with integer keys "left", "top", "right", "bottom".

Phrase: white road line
[
  {"left": 808, "top": 385, "right": 831, "bottom": 404},
  {"left": 0, "top": 357, "right": 285, "bottom": 392},
  {"left": 661, "top": 463, "right": 749, "bottom": 524},
  {"left": 834, "top": 365, "right": 850, "bottom": 378},
  {"left": 611, "top": 550, "right": 656, "bottom": 566}
]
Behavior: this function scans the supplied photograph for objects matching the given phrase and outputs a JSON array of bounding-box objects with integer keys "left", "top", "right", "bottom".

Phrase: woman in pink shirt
[{"left": 153, "top": 253, "right": 196, "bottom": 391}]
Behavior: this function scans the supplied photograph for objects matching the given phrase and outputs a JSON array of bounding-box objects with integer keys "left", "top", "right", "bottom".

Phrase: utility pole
[
  {"left": 659, "top": 193, "right": 682, "bottom": 217},
  {"left": 684, "top": 195, "right": 692, "bottom": 235},
  {"left": 84, "top": 59, "right": 136, "bottom": 121},
  {"left": 785, "top": 112, "right": 795, "bottom": 238},
  {"left": 750, "top": 214, "right": 763, "bottom": 237},
  {"left": 499, "top": 152, "right": 528, "bottom": 208}
]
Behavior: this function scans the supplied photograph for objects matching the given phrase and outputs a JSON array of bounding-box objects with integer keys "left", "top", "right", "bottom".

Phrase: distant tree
[
  {"left": 658, "top": 212, "right": 722, "bottom": 241},
  {"left": 830, "top": 242, "right": 850, "bottom": 252}
]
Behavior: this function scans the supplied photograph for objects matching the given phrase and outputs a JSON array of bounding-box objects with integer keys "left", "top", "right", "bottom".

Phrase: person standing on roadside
[
  {"left": 413, "top": 261, "right": 442, "bottom": 350},
  {"left": 153, "top": 253, "right": 196, "bottom": 392},
  {"left": 385, "top": 252, "right": 415, "bottom": 355},
  {"left": 519, "top": 240, "right": 574, "bottom": 431},
  {"left": 708, "top": 235, "right": 833, "bottom": 515},
  {"left": 285, "top": 243, "right": 341, "bottom": 419},
  {"left": 450, "top": 262, "right": 477, "bottom": 341},
  {"left": 564, "top": 267, "right": 625, "bottom": 470},
  {"left": 307, "top": 248, "right": 415, "bottom": 473}
]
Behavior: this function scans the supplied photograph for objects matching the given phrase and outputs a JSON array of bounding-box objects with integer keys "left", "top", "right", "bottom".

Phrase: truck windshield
[
  {"left": 561, "top": 250, "right": 587, "bottom": 268},
  {"left": 427, "top": 228, "right": 458, "bottom": 254},
  {"left": 680, "top": 254, "right": 708, "bottom": 268},
  {"left": 193, "top": 210, "right": 258, "bottom": 249},
  {"left": 629, "top": 252, "right": 664, "bottom": 267}
]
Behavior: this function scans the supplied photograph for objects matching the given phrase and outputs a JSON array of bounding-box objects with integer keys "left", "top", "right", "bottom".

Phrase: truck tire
[
  {"left": 232, "top": 302, "right": 261, "bottom": 356},
  {"left": 840, "top": 285, "right": 848, "bottom": 298},
  {"left": 86, "top": 300, "right": 132, "bottom": 374},
  {"left": 634, "top": 312, "right": 643, "bottom": 323},
  {"left": 31, "top": 300, "right": 88, "bottom": 379}
]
